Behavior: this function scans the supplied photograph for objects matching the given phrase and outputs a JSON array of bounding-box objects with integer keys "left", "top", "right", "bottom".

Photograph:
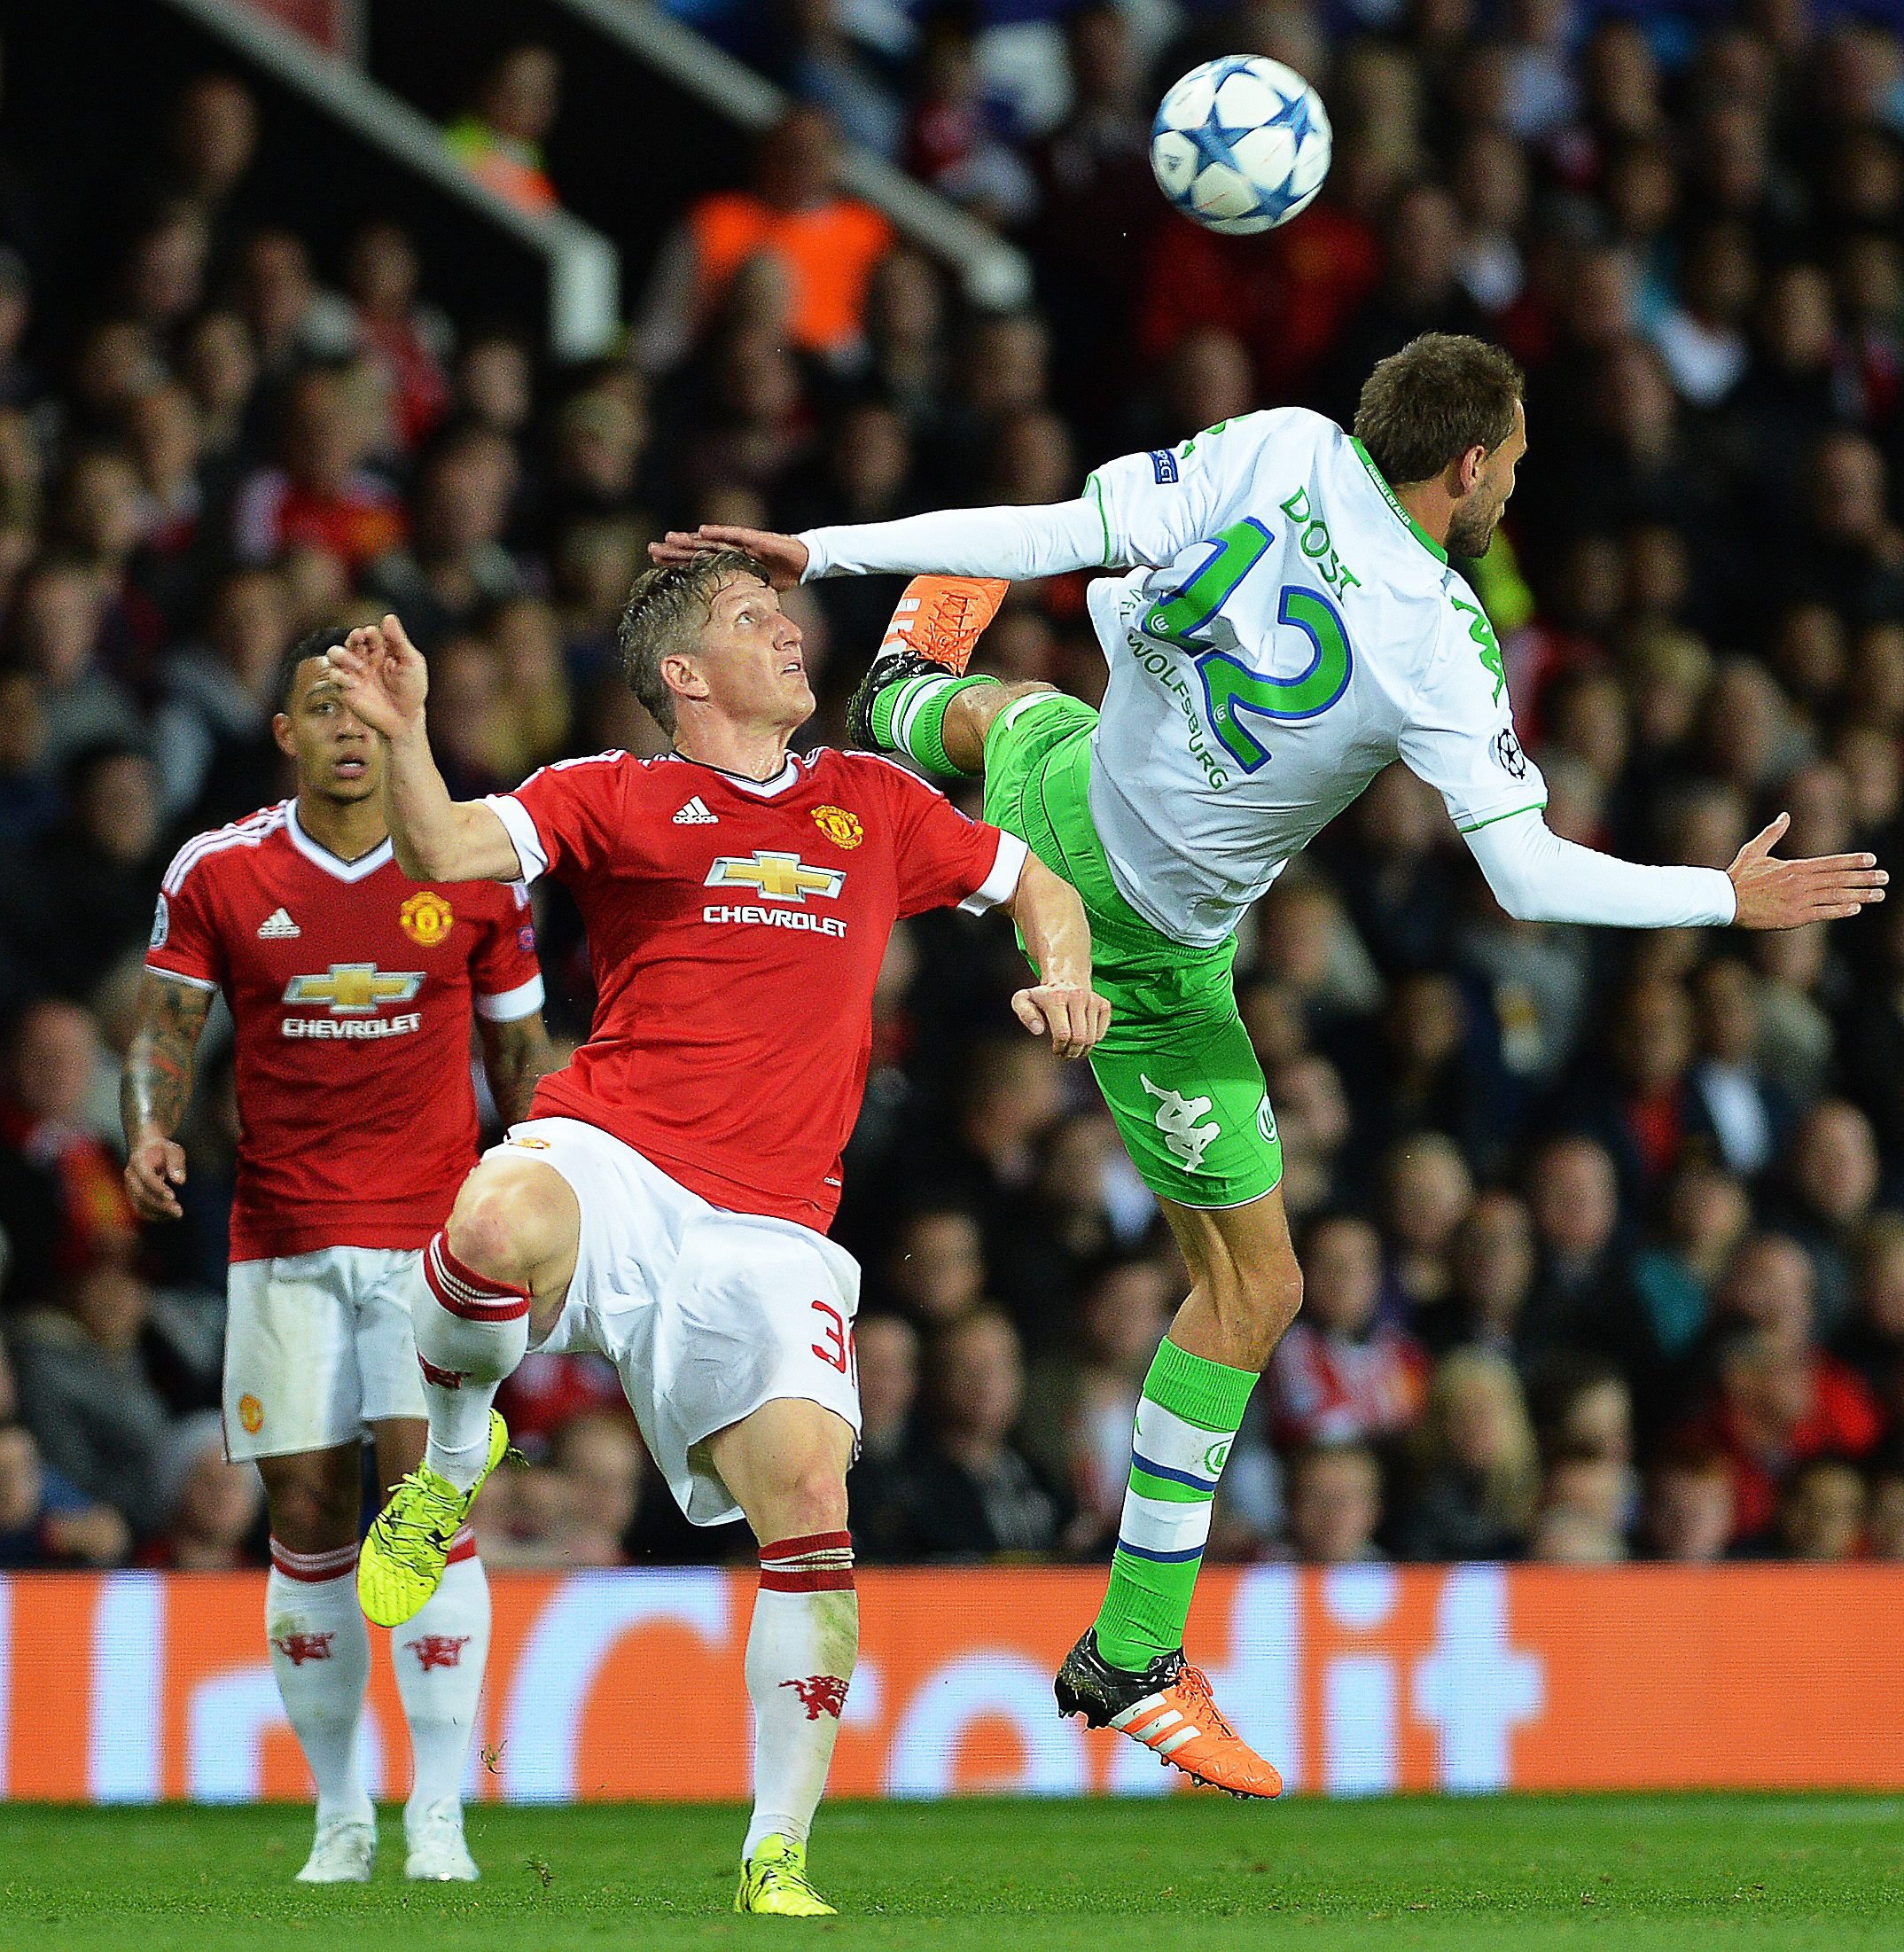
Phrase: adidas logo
[
  {"left": 256, "top": 908, "right": 301, "bottom": 940},
  {"left": 672, "top": 797, "right": 718, "bottom": 825}
]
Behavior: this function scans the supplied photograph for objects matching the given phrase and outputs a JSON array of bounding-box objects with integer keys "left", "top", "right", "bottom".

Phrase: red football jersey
[
  {"left": 145, "top": 800, "right": 544, "bottom": 1261},
  {"left": 486, "top": 747, "right": 1024, "bottom": 1230}
]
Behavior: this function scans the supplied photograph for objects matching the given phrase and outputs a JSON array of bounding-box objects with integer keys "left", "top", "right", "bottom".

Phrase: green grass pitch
[{"left": 1, "top": 1796, "right": 1900, "bottom": 1950}]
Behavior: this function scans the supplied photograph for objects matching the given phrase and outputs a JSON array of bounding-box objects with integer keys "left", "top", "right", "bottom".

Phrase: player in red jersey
[
  {"left": 331, "top": 558, "right": 1106, "bottom": 1916},
  {"left": 121, "top": 631, "right": 553, "bottom": 1886}
]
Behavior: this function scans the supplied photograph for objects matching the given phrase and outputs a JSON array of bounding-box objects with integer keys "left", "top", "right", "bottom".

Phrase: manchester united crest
[
  {"left": 811, "top": 804, "right": 863, "bottom": 850},
  {"left": 400, "top": 889, "right": 456, "bottom": 947}
]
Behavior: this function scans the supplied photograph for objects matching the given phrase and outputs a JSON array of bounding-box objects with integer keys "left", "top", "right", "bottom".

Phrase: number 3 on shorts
[{"left": 810, "top": 1300, "right": 853, "bottom": 1378}]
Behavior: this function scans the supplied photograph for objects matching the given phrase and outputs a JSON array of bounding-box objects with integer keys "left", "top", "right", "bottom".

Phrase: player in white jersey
[{"left": 653, "top": 332, "right": 1886, "bottom": 1794}]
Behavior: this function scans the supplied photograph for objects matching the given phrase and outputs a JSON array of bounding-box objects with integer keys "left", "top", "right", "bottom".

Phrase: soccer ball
[{"left": 1150, "top": 55, "right": 1332, "bottom": 236}]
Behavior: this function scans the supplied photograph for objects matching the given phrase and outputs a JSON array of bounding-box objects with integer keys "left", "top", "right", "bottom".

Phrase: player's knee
[
  {"left": 264, "top": 1471, "right": 358, "bottom": 1555},
  {"left": 447, "top": 1165, "right": 550, "bottom": 1286},
  {"left": 1213, "top": 1253, "right": 1302, "bottom": 1371},
  {"left": 764, "top": 1457, "right": 849, "bottom": 1542}
]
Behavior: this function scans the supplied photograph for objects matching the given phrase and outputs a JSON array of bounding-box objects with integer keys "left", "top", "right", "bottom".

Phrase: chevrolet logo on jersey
[
  {"left": 703, "top": 851, "right": 845, "bottom": 903},
  {"left": 283, "top": 964, "right": 425, "bottom": 1014}
]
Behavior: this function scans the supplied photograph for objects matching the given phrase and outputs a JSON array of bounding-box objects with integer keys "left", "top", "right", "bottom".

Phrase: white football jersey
[{"left": 1080, "top": 408, "right": 1544, "bottom": 946}]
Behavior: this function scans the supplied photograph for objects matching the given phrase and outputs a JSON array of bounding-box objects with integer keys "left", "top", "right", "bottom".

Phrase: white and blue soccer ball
[{"left": 1150, "top": 55, "right": 1332, "bottom": 236}]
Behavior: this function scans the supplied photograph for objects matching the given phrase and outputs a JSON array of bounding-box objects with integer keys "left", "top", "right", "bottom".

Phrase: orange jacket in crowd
[{"left": 689, "top": 191, "right": 894, "bottom": 358}]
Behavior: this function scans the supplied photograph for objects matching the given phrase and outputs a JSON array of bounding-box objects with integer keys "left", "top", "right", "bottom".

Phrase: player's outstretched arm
[
  {"left": 327, "top": 614, "right": 524, "bottom": 883},
  {"left": 1462, "top": 807, "right": 1885, "bottom": 930},
  {"left": 999, "top": 854, "right": 1112, "bottom": 1061},
  {"left": 121, "top": 972, "right": 213, "bottom": 1222},
  {"left": 650, "top": 495, "right": 1113, "bottom": 588},
  {"left": 480, "top": 1013, "right": 557, "bottom": 1126}
]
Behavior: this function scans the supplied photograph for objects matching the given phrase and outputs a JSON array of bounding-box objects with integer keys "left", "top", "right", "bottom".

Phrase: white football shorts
[
  {"left": 491, "top": 1116, "right": 862, "bottom": 1526},
  {"left": 223, "top": 1245, "right": 429, "bottom": 1461}
]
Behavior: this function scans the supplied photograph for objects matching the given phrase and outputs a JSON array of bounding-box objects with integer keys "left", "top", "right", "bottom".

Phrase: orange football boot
[
  {"left": 1055, "top": 1629, "right": 1284, "bottom": 1799},
  {"left": 847, "top": 574, "right": 1009, "bottom": 748}
]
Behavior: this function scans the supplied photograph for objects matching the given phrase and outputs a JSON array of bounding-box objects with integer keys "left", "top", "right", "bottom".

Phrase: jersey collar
[
  {"left": 285, "top": 800, "right": 394, "bottom": 881},
  {"left": 664, "top": 750, "right": 803, "bottom": 798},
  {"left": 1349, "top": 438, "right": 1450, "bottom": 565}
]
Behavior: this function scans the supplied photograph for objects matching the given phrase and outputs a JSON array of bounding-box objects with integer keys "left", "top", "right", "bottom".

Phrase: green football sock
[
  {"left": 868, "top": 673, "right": 997, "bottom": 777},
  {"left": 1092, "top": 1337, "right": 1259, "bottom": 1672}
]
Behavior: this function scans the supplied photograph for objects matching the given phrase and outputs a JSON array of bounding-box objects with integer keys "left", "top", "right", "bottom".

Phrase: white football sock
[
  {"left": 266, "top": 1548, "right": 372, "bottom": 1826},
  {"left": 394, "top": 1544, "right": 490, "bottom": 1827},
  {"left": 415, "top": 1230, "right": 530, "bottom": 1489},
  {"left": 742, "top": 1532, "right": 858, "bottom": 1860}
]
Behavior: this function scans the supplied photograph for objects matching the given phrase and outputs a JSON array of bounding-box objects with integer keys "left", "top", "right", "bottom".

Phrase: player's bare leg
[
  {"left": 1057, "top": 1189, "right": 1301, "bottom": 1798},
  {"left": 259, "top": 1442, "right": 379, "bottom": 1880},
  {"left": 847, "top": 574, "right": 1053, "bottom": 777},
  {"left": 706, "top": 1398, "right": 858, "bottom": 1917},
  {"left": 359, "top": 1156, "right": 574, "bottom": 1629},
  {"left": 370, "top": 1417, "right": 491, "bottom": 1882}
]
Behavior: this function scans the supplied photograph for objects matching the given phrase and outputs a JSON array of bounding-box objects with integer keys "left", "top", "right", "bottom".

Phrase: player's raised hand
[
  {"left": 1012, "top": 980, "right": 1112, "bottom": 1061},
  {"left": 325, "top": 613, "right": 429, "bottom": 738},
  {"left": 1728, "top": 812, "right": 1888, "bottom": 928},
  {"left": 125, "top": 1132, "right": 188, "bottom": 1222},
  {"left": 650, "top": 525, "right": 808, "bottom": 590}
]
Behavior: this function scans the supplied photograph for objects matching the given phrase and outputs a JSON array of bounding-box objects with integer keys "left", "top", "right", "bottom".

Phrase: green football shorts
[{"left": 981, "top": 691, "right": 1284, "bottom": 1210}]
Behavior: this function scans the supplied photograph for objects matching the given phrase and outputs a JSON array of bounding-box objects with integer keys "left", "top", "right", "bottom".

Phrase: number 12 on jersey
[{"left": 1139, "top": 517, "right": 1354, "bottom": 773}]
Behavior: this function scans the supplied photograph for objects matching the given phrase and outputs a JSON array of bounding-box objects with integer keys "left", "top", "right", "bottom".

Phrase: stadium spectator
[
  {"left": 845, "top": 1313, "right": 920, "bottom": 1564},
  {"left": 1641, "top": 1448, "right": 1736, "bottom": 1563},
  {"left": 1423, "top": 1190, "right": 1537, "bottom": 1360},
  {"left": 1530, "top": 1454, "right": 1631, "bottom": 1563},
  {"left": 140, "top": 1409, "right": 261, "bottom": 1570},
  {"left": 1267, "top": 1212, "right": 1425, "bottom": 1449},
  {"left": 1677, "top": 1321, "right": 1883, "bottom": 1544},
  {"left": 11, "top": 1259, "right": 175, "bottom": 1536},
  {"left": 1394, "top": 1349, "right": 1540, "bottom": 1561},
  {"left": 1274, "top": 1441, "right": 1385, "bottom": 1566},
  {"left": 231, "top": 364, "right": 404, "bottom": 573},
  {"left": 446, "top": 45, "right": 563, "bottom": 214},
  {"left": 888, "top": 1310, "right": 1071, "bottom": 1560},
  {"left": 363, "top": 425, "right": 522, "bottom": 648},
  {"left": 0, "top": 999, "right": 137, "bottom": 1288},
  {"left": 344, "top": 221, "right": 452, "bottom": 453},
  {"left": 0, "top": 1417, "right": 130, "bottom": 1567},
  {"left": 1021, "top": 1253, "right": 1172, "bottom": 1540},
  {"left": 1773, "top": 1099, "right": 1886, "bottom": 1337},
  {"left": 549, "top": 1410, "right": 644, "bottom": 1568},
  {"left": 1866, "top": 1453, "right": 1904, "bottom": 1560},
  {"left": 150, "top": 566, "right": 291, "bottom": 820},
  {"left": 882, "top": 1203, "right": 987, "bottom": 1331},
  {"left": 636, "top": 108, "right": 894, "bottom": 370},
  {"left": 1752, "top": 1455, "right": 1868, "bottom": 1561}
]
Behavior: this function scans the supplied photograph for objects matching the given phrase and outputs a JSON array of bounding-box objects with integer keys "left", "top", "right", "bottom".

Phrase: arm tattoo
[
  {"left": 121, "top": 974, "right": 215, "bottom": 1148},
  {"left": 480, "top": 1012, "right": 556, "bottom": 1127}
]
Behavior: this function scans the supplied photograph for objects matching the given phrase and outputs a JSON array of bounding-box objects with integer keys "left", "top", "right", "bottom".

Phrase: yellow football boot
[
  {"left": 357, "top": 1409, "right": 508, "bottom": 1628},
  {"left": 734, "top": 1834, "right": 837, "bottom": 1917}
]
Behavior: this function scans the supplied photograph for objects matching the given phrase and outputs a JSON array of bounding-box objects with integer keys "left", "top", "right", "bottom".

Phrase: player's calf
[{"left": 708, "top": 1400, "right": 858, "bottom": 1911}]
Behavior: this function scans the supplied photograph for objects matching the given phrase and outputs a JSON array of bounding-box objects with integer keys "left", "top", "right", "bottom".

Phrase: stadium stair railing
[{"left": 157, "top": 0, "right": 621, "bottom": 361}]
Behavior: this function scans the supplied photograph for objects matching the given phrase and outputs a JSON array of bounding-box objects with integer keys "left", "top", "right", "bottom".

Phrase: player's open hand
[
  {"left": 650, "top": 525, "right": 808, "bottom": 590},
  {"left": 125, "top": 1132, "right": 187, "bottom": 1222},
  {"left": 1012, "top": 981, "right": 1112, "bottom": 1061},
  {"left": 1728, "top": 812, "right": 1888, "bottom": 928},
  {"left": 325, "top": 613, "right": 428, "bottom": 738}
]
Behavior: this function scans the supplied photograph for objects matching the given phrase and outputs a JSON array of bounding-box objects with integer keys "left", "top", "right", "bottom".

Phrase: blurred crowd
[{"left": 5, "top": 1, "right": 1904, "bottom": 1575}]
